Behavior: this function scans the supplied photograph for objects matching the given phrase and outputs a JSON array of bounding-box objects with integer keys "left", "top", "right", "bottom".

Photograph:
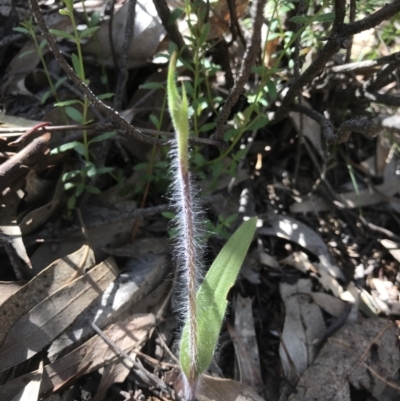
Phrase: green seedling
[{"left": 168, "top": 50, "right": 257, "bottom": 399}]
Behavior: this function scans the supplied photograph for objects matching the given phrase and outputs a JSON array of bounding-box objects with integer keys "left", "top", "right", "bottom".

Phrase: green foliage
[{"left": 179, "top": 217, "right": 257, "bottom": 380}]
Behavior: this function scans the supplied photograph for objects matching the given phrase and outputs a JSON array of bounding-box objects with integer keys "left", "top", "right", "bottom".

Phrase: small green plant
[
  {"left": 168, "top": 50, "right": 257, "bottom": 399},
  {"left": 46, "top": 0, "right": 114, "bottom": 210},
  {"left": 14, "top": 18, "right": 67, "bottom": 104}
]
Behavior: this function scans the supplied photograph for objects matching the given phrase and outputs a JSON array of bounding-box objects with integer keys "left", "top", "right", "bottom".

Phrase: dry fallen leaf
[
  {"left": 82, "top": 0, "right": 165, "bottom": 68},
  {"left": 0, "top": 281, "right": 26, "bottom": 306},
  {"left": 259, "top": 212, "right": 345, "bottom": 281},
  {"left": 0, "top": 313, "right": 155, "bottom": 400},
  {"left": 0, "top": 244, "right": 95, "bottom": 347},
  {"left": 10, "top": 361, "right": 43, "bottom": 401},
  {"left": 279, "top": 279, "right": 326, "bottom": 380},
  {"left": 197, "top": 375, "right": 266, "bottom": 401},
  {"left": 47, "top": 246, "right": 170, "bottom": 361},
  {"left": 288, "top": 318, "right": 400, "bottom": 401},
  {"left": 229, "top": 295, "right": 263, "bottom": 393},
  {"left": 0, "top": 257, "right": 117, "bottom": 372},
  {"left": 309, "top": 292, "right": 348, "bottom": 318}
]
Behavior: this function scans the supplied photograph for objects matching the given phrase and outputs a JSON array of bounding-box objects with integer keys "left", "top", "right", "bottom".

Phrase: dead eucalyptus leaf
[
  {"left": 197, "top": 375, "right": 266, "bottom": 401},
  {"left": 0, "top": 244, "right": 94, "bottom": 347},
  {"left": 17, "top": 170, "right": 64, "bottom": 235},
  {"left": 47, "top": 251, "right": 169, "bottom": 361},
  {"left": 309, "top": 292, "right": 347, "bottom": 318},
  {"left": 82, "top": 0, "right": 165, "bottom": 68},
  {"left": 0, "top": 313, "right": 154, "bottom": 400},
  {"left": 259, "top": 213, "right": 345, "bottom": 281},
  {"left": 0, "top": 257, "right": 117, "bottom": 372},
  {"left": 0, "top": 281, "right": 26, "bottom": 306},
  {"left": 230, "top": 295, "right": 262, "bottom": 393},
  {"left": 279, "top": 279, "right": 325, "bottom": 379},
  {"left": 288, "top": 319, "right": 399, "bottom": 401},
  {"left": 10, "top": 362, "right": 43, "bottom": 401}
]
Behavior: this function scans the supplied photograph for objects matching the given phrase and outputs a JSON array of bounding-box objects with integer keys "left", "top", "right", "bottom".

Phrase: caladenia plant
[{"left": 167, "top": 50, "right": 257, "bottom": 400}]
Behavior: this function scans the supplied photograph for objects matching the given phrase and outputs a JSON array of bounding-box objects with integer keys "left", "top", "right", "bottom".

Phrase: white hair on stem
[{"left": 169, "top": 141, "right": 204, "bottom": 399}]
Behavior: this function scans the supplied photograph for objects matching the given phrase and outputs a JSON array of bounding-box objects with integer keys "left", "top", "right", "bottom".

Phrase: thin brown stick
[
  {"left": 290, "top": 104, "right": 399, "bottom": 144},
  {"left": 152, "top": 0, "right": 192, "bottom": 60},
  {"left": 113, "top": 0, "right": 137, "bottom": 111},
  {"left": 0, "top": 133, "right": 51, "bottom": 192},
  {"left": 29, "top": 0, "right": 162, "bottom": 146},
  {"left": 214, "top": 0, "right": 266, "bottom": 141}
]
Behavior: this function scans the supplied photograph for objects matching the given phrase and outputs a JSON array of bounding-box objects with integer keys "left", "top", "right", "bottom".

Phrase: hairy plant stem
[{"left": 168, "top": 51, "right": 201, "bottom": 399}]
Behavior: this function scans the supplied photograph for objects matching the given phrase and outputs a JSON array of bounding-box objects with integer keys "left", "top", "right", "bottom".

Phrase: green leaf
[
  {"left": 149, "top": 114, "right": 159, "bottom": 128},
  {"left": 54, "top": 99, "right": 81, "bottom": 107},
  {"left": 75, "top": 183, "right": 85, "bottom": 197},
  {"left": 79, "top": 26, "right": 100, "bottom": 38},
  {"left": 55, "top": 76, "right": 68, "bottom": 89},
  {"left": 167, "top": 51, "right": 189, "bottom": 170},
  {"left": 246, "top": 115, "right": 269, "bottom": 131},
  {"left": 97, "top": 92, "right": 114, "bottom": 100},
  {"left": 39, "top": 39, "right": 47, "bottom": 51},
  {"left": 133, "top": 162, "right": 148, "bottom": 171},
  {"left": 72, "top": 143, "right": 87, "bottom": 157},
  {"left": 179, "top": 217, "right": 257, "bottom": 379},
  {"left": 59, "top": 8, "right": 70, "bottom": 16},
  {"left": 67, "top": 195, "right": 76, "bottom": 209},
  {"left": 211, "top": 159, "right": 223, "bottom": 178},
  {"left": 19, "top": 50, "right": 35, "bottom": 59},
  {"left": 90, "top": 11, "right": 101, "bottom": 27},
  {"left": 161, "top": 211, "right": 175, "bottom": 219},
  {"left": 140, "top": 82, "right": 165, "bottom": 90},
  {"left": 224, "top": 128, "right": 238, "bottom": 142},
  {"left": 52, "top": 141, "right": 84, "bottom": 155},
  {"left": 62, "top": 170, "right": 80, "bottom": 181},
  {"left": 65, "top": 106, "right": 83, "bottom": 123},
  {"left": 13, "top": 27, "right": 30, "bottom": 34},
  {"left": 289, "top": 15, "right": 310, "bottom": 24},
  {"left": 198, "top": 22, "right": 210, "bottom": 47},
  {"left": 169, "top": 8, "right": 184, "bottom": 25},
  {"left": 64, "top": 182, "right": 76, "bottom": 190},
  {"left": 265, "top": 80, "right": 277, "bottom": 100},
  {"left": 41, "top": 89, "right": 52, "bottom": 104},
  {"left": 49, "top": 29, "right": 75, "bottom": 40},
  {"left": 85, "top": 163, "right": 97, "bottom": 177},
  {"left": 96, "top": 166, "right": 114, "bottom": 175},
  {"left": 88, "top": 131, "right": 116, "bottom": 144},
  {"left": 314, "top": 12, "right": 335, "bottom": 22},
  {"left": 71, "top": 53, "right": 82, "bottom": 77},
  {"left": 85, "top": 185, "right": 101, "bottom": 194}
]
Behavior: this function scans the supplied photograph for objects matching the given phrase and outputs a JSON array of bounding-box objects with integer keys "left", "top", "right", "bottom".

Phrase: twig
[
  {"left": 293, "top": 0, "right": 306, "bottom": 80},
  {"left": 0, "top": 123, "right": 223, "bottom": 147},
  {"left": 367, "top": 63, "right": 400, "bottom": 91},
  {"left": 152, "top": 0, "right": 192, "bottom": 60},
  {"left": 289, "top": 104, "right": 335, "bottom": 143},
  {"left": 331, "top": 51, "right": 400, "bottom": 73},
  {"left": 364, "top": 91, "right": 400, "bottom": 107},
  {"left": 345, "top": 0, "right": 356, "bottom": 63},
  {"left": 90, "top": 322, "right": 178, "bottom": 400},
  {"left": 214, "top": 0, "right": 266, "bottom": 142},
  {"left": 274, "top": 0, "right": 347, "bottom": 122},
  {"left": 341, "top": 1, "right": 400, "bottom": 37},
  {"left": 28, "top": 0, "right": 163, "bottom": 146},
  {"left": 114, "top": 0, "right": 137, "bottom": 111},
  {"left": 290, "top": 104, "right": 399, "bottom": 144},
  {"left": 0, "top": 132, "right": 51, "bottom": 192},
  {"left": 276, "top": 2, "right": 400, "bottom": 123},
  {"left": 226, "top": 0, "right": 246, "bottom": 47},
  {"left": 107, "top": 0, "right": 118, "bottom": 70}
]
